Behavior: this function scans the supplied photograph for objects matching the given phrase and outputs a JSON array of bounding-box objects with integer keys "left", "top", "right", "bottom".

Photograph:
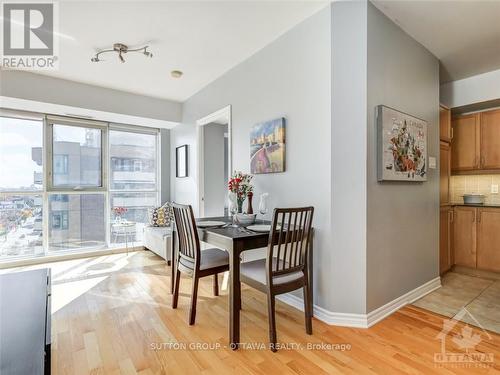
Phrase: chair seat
[
  {"left": 240, "top": 258, "right": 304, "bottom": 286},
  {"left": 179, "top": 248, "right": 229, "bottom": 271}
]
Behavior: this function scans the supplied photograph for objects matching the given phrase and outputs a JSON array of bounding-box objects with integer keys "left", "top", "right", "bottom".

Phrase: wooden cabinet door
[
  {"left": 453, "top": 207, "right": 477, "bottom": 268},
  {"left": 440, "top": 206, "right": 453, "bottom": 274},
  {"left": 440, "top": 105, "right": 452, "bottom": 141},
  {"left": 451, "top": 114, "right": 480, "bottom": 172},
  {"left": 477, "top": 208, "right": 500, "bottom": 272},
  {"left": 480, "top": 109, "right": 500, "bottom": 169},
  {"left": 440, "top": 141, "right": 451, "bottom": 205}
]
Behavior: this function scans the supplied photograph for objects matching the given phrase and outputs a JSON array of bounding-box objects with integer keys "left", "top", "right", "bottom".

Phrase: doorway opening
[{"left": 196, "top": 106, "right": 232, "bottom": 218}]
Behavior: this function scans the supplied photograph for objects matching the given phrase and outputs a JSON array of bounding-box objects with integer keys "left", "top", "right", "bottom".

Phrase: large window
[{"left": 0, "top": 113, "right": 160, "bottom": 262}]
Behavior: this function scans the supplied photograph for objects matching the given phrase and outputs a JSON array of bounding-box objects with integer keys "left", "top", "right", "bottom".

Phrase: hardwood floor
[{"left": 5, "top": 251, "right": 500, "bottom": 374}]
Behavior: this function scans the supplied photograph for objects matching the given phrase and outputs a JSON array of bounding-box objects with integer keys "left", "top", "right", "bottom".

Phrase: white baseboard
[
  {"left": 277, "top": 293, "right": 367, "bottom": 328},
  {"left": 277, "top": 276, "right": 441, "bottom": 328},
  {"left": 366, "top": 276, "right": 441, "bottom": 327}
]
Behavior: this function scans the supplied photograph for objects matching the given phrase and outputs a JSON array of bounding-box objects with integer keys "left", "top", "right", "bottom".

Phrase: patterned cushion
[{"left": 148, "top": 202, "right": 173, "bottom": 227}]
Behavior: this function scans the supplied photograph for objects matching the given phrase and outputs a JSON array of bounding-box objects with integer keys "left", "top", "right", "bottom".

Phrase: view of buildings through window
[{"left": 0, "top": 115, "right": 159, "bottom": 261}]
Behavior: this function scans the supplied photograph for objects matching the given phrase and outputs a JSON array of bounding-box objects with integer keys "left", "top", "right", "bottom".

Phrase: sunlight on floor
[{"left": 1, "top": 252, "right": 139, "bottom": 313}]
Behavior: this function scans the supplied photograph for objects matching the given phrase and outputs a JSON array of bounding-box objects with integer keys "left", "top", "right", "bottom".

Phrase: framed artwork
[
  {"left": 176, "top": 144, "right": 188, "bottom": 178},
  {"left": 250, "top": 117, "right": 286, "bottom": 174},
  {"left": 377, "top": 105, "right": 428, "bottom": 182}
]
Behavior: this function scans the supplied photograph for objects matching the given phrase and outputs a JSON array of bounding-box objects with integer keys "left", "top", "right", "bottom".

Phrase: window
[
  {"left": 110, "top": 130, "right": 156, "bottom": 190},
  {"left": 0, "top": 115, "right": 44, "bottom": 261},
  {"left": 0, "top": 113, "right": 160, "bottom": 261},
  {"left": 53, "top": 155, "right": 69, "bottom": 174},
  {"left": 48, "top": 193, "right": 106, "bottom": 252},
  {"left": 0, "top": 116, "right": 43, "bottom": 191},
  {"left": 0, "top": 193, "right": 44, "bottom": 259},
  {"left": 51, "top": 123, "right": 104, "bottom": 188},
  {"left": 109, "top": 129, "right": 158, "bottom": 247},
  {"left": 51, "top": 211, "right": 69, "bottom": 230}
]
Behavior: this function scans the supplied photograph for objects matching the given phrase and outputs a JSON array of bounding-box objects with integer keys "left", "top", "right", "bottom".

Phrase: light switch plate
[
  {"left": 429, "top": 156, "right": 437, "bottom": 169},
  {"left": 492, "top": 184, "right": 499, "bottom": 194}
]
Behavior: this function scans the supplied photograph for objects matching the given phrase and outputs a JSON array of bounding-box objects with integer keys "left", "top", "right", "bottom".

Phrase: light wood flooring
[{"left": 4, "top": 251, "right": 500, "bottom": 374}]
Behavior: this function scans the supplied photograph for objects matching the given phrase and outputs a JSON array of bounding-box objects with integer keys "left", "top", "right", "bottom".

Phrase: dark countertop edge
[{"left": 451, "top": 203, "right": 500, "bottom": 208}]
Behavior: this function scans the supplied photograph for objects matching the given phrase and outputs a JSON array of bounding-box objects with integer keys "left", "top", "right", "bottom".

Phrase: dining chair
[
  {"left": 171, "top": 203, "right": 230, "bottom": 325},
  {"left": 240, "top": 207, "right": 314, "bottom": 352}
]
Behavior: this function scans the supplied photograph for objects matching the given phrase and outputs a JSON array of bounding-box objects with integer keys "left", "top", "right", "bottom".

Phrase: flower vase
[{"left": 237, "top": 197, "right": 245, "bottom": 213}]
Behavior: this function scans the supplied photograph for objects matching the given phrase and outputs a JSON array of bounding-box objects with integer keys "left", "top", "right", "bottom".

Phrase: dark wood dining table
[{"left": 170, "top": 216, "right": 313, "bottom": 350}]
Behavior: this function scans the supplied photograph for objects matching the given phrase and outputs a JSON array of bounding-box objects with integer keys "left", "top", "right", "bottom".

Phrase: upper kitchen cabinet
[
  {"left": 451, "top": 113, "right": 480, "bottom": 172},
  {"left": 440, "top": 105, "right": 452, "bottom": 142},
  {"left": 480, "top": 109, "right": 500, "bottom": 170}
]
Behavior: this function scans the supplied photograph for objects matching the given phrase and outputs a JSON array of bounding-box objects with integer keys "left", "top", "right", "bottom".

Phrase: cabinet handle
[
  {"left": 450, "top": 127, "right": 453, "bottom": 140},
  {"left": 472, "top": 211, "right": 476, "bottom": 222},
  {"left": 478, "top": 211, "right": 482, "bottom": 222},
  {"left": 449, "top": 210, "right": 454, "bottom": 223},
  {"left": 481, "top": 155, "right": 485, "bottom": 168}
]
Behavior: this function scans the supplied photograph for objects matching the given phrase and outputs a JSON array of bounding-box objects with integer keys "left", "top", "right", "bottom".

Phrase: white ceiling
[
  {"left": 373, "top": 0, "right": 500, "bottom": 83},
  {"left": 34, "top": 1, "right": 327, "bottom": 102}
]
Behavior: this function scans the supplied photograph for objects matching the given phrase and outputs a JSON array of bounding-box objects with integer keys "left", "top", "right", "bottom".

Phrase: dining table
[{"left": 169, "top": 216, "right": 313, "bottom": 350}]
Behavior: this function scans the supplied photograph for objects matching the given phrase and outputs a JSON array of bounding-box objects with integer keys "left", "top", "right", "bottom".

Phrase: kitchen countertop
[{"left": 452, "top": 203, "right": 500, "bottom": 208}]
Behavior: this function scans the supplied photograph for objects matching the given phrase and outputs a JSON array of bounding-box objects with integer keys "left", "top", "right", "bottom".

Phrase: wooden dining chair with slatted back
[
  {"left": 240, "top": 206, "right": 314, "bottom": 352},
  {"left": 171, "top": 203, "right": 230, "bottom": 325}
]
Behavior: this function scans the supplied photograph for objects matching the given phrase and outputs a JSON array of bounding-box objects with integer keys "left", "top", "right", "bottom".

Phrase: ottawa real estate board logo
[{"left": 1, "top": 1, "right": 59, "bottom": 69}]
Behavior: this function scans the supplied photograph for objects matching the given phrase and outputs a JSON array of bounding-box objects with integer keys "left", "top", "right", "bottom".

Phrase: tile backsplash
[{"left": 451, "top": 174, "right": 500, "bottom": 204}]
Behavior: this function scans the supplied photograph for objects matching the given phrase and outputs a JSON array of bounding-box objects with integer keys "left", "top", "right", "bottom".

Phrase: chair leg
[
  {"left": 267, "top": 293, "right": 277, "bottom": 352},
  {"left": 303, "top": 284, "right": 313, "bottom": 335},
  {"left": 172, "top": 270, "right": 181, "bottom": 309},
  {"left": 213, "top": 273, "right": 219, "bottom": 296},
  {"left": 189, "top": 275, "right": 200, "bottom": 325}
]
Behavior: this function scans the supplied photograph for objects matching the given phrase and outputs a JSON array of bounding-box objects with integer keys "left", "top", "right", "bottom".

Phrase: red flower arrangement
[
  {"left": 113, "top": 206, "right": 128, "bottom": 217},
  {"left": 228, "top": 171, "right": 253, "bottom": 213}
]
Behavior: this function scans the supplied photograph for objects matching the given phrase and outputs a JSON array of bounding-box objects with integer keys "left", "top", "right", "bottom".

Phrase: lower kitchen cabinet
[
  {"left": 453, "top": 206, "right": 477, "bottom": 268},
  {"left": 440, "top": 206, "right": 453, "bottom": 274},
  {"left": 477, "top": 208, "right": 500, "bottom": 272}
]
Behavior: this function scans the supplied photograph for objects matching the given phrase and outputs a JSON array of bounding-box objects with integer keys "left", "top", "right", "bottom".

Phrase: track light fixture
[{"left": 91, "top": 43, "right": 153, "bottom": 63}]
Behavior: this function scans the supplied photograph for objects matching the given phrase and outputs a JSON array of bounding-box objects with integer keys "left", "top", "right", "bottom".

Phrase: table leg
[{"left": 229, "top": 240, "right": 243, "bottom": 349}]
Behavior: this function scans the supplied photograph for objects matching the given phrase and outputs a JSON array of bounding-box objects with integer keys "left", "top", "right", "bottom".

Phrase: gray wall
[
  {"left": 0, "top": 70, "right": 182, "bottom": 122},
  {"left": 203, "top": 123, "right": 228, "bottom": 217},
  {"left": 330, "top": 0, "right": 368, "bottom": 314},
  {"left": 366, "top": 3, "right": 440, "bottom": 312},
  {"left": 172, "top": 6, "right": 333, "bottom": 310}
]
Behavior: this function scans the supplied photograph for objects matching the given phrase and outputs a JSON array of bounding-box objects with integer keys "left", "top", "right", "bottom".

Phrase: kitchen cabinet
[
  {"left": 480, "top": 109, "right": 500, "bottom": 169},
  {"left": 440, "top": 206, "right": 453, "bottom": 275},
  {"left": 440, "top": 141, "right": 451, "bottom": 205},
  {"left": 452, "top": 109, "right": 500, "bottom": 173},
  {"left": 477, "top": 208, "right": 500, "bottom": 272},
  {"left": 440, "top": 105, "right": 452, "bottom": 142},
  {"left": 451, "top": 114, "right": 480, "bottom": 172},
  {"left": 453, "top": 206, "right": 477, "bottom": 268}
]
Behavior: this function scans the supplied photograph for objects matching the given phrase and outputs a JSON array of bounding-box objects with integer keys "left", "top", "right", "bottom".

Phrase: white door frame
[{"left": 196, "top": 105, "right": 232, "bottom": 217}]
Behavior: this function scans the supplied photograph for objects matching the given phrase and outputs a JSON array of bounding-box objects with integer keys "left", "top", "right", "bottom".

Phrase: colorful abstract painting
[
  {"left": 377, "top": 105, "right": 427, "bottom": 182},
  {"left": 250, "top": 118, "right": 285, "bottom": 174}
]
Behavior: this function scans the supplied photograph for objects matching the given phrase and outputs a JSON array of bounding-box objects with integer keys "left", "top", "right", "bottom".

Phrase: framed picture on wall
[
  {"left": 250, "top": 117, "right": 286, "bottom": 174},
  {"left": 176, "top": 144, "right": 188, "bottom": 178},
  {"left": 377, "top": 105, "right": 428, "bottom": 182}
]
